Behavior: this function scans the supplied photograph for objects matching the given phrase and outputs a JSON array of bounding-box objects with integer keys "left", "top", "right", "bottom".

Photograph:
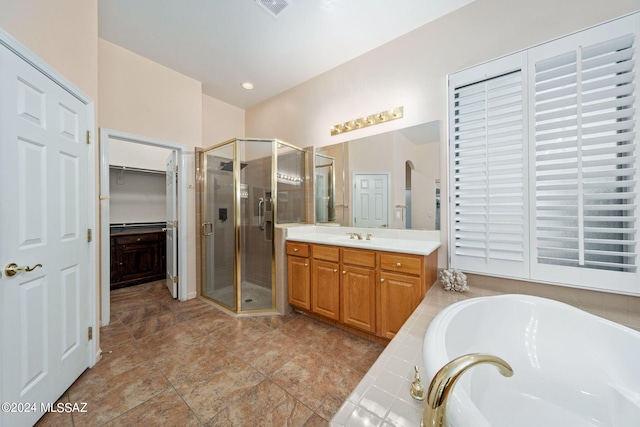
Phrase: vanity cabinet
[
  {"left": 110, "top": 230, "right": 166, "bottom": 290},
  {"left": 341, "top": 248, "right": 376, "bottom": 333},
  {"left": 379, "top": 254, "right": 423, "bottom": 338},
  {"left": 311, "top": 245, "right": 340, "bottom": 320},
  {"left": 286, "top": 242, "right": 311, "bottom": 310},
  {"left": 287, "top": 240, "right": 437, "bottom": 341}
]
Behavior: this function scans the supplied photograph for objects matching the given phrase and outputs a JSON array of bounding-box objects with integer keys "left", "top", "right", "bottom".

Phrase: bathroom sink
[{"left": 326, "top": 234, "right": 373, "bottom": 243}]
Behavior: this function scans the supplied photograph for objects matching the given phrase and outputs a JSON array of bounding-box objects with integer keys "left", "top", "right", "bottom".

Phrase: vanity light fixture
[{"left": 330, "top": 106, "right": 404, "bottom": 136}]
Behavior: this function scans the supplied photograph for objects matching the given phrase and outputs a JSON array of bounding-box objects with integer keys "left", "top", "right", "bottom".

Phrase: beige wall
[
  {"left": 246, "top": 0, "right": 640, "bottom": 268},
  {"left": 0, "top": 0, "right": 98, "bottom": 102},
  {"left": 99, "top": 39, "right": 203, "bottom": 143},
  {"left": 203, "top": 94, "right": 245, "bottom": 146},
  {"left": 99, "top": 39, "right": 204, "bottom": 299}
]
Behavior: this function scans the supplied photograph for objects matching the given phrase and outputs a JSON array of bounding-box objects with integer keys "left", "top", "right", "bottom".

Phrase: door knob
[{"left": 4, "top": 263, "right": 42, "bottom": 277}]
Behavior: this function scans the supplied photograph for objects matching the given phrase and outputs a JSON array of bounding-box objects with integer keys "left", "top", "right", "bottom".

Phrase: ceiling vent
[{"left": 255, "top": 0, "right": 293, "bottom": 19}]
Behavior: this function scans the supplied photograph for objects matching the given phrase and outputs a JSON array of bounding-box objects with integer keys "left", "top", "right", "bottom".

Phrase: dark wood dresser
[{"left": 110, "top": 229, "right": 166, "bottom": 290}]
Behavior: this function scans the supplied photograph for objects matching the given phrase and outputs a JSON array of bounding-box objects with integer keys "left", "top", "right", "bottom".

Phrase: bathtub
[{"left": 423, "top": 294, "right": 640, "bottom": 427}]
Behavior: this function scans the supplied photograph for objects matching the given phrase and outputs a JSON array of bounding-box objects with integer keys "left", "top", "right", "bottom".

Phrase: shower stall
[{"left": 198, "top": 138, "right": 306, "bottom": 314}]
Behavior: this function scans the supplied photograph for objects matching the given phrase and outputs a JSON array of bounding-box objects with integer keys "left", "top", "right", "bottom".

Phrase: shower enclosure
[{"left": 198, "top": 138, "right": 306, "bottom": 313}]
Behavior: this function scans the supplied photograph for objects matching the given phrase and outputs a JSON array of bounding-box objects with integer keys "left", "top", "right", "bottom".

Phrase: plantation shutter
[
  {"left": 449, "top": 55, "right": 528, "bottom": 278},
  {"left": 449, "top": 13, "right": 639, "bottom": 294},
  {"left": 530, "top": 20, "right": 639, "bottom": 292}
]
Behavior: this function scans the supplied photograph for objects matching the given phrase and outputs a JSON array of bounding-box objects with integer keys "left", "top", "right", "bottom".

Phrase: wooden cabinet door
[
  {"left": 288, "top": 255, "right": 311, "bottom": 310},
  {"left": 119, "top": 242, "right": 161, "bottom": 283},
  {"left": 379, "top": 271, "right": 421, "bottom": 339},
  {"left": 341, "top": 265, "right": 376, "bottom": 333},
  {"left": 312, "top": 259, "right": 340, "bottom": 320}
]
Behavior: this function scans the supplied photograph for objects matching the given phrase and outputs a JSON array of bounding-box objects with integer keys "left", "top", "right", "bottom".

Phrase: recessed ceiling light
[{"left": 241, "top": 82, "right": 254, "bottom": 90}]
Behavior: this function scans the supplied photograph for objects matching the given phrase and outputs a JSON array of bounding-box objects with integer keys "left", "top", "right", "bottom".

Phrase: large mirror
[
  {"left": 315, "top": 121, "right": 440, "bottom": 230},
  {"left": 314, "top": 153, "right": 336, "bottom": 223}
]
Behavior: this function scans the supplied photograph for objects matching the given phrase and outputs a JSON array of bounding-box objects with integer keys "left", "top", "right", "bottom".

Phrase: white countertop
[{"left": 285, "top": 225, "right": 441, "bottom": 257}]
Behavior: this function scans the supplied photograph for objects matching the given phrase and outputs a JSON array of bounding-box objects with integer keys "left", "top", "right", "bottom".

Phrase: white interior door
[
  {"left": 165, "top": 152, "right": 178, "bottom": 298},
  {"left": 0, "top": 43, "right": 91, "bottom": 426},
  {"left": 353, "top": 173, "right": 389, "bottom": 228}
]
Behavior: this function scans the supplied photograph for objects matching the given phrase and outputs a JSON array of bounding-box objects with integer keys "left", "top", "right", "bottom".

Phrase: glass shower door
[
  {"left": 238, "top": 139, "right": 274, "bottom": 311},
  {"left": 201, "top": 142, "right": 235, "bottom": 309},
  {"left": 200, "top": 138, "right": 306, "bottom": 313}
]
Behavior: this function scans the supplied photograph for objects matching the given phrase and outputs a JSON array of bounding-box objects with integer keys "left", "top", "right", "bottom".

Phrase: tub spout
[{"left": 422, "top": 353, "right": 513, "bottom": 427}]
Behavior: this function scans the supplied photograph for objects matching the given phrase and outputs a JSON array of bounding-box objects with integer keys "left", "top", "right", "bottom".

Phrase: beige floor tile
[
  {"left": 40, "top": 280, "right": 387, "bottom": 426},
  {"left": 279, "top": 315, "right": 333, "bottom": 344},
  {"left": 190, "top": 309, "right": 239, "bottom": 335},
  {"left": 71, "top": 361, "right": 171, "bottom": 426},
  {"left": 204, "top": 379, "right": 313, "bottom": 427},
  {"left": 272, "top": 352, "right": 353, "bottom": 411},
  {"left": 302, "top": 413, "right": 331, "bottom": 427},
  {"left": 176, "top": 360, "right": 265, "bottom": 422},
  {"left": 86, "top": 340, "right": 149, "bottom": 379},
  {"left": 234, "top": 329, "right": 303, "bottom": 376},
  {"left": 102, "top": 388, "right": 201, "bottom": 427},
  {"left": 126, "top": 311, "right": 179, "bottom": 339},
  {"left": 114, "top": 301, "right": 167, "bottom": 325},
  {"left": 99, "top": 320, "right": 135, "bottom": 350},
  {"left": 34, "top": 393, "right": 73, "bottom": 427},
  {"left": 135, "top": 322, "right": 206, "bottom": 359}
]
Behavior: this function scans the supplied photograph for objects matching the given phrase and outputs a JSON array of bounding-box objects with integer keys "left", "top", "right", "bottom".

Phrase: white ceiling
[{"left": 98, "top": 0, "right": 474, "bottom": 109}]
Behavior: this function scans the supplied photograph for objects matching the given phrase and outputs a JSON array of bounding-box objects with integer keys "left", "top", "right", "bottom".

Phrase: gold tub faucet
[{"left": 422, "top": 353, "right": 513, "bottom": 427}]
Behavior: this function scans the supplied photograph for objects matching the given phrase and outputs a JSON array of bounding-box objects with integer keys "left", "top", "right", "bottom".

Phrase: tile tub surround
[{"left": 331, "top": 276, "right": 640, "bottom": 426}]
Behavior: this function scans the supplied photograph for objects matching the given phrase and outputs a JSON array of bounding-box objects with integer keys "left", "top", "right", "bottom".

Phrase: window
[
  {"left": 449, "top": 13, "right": 639, "bottom": 295},
  {"left": 449, "top": 54, "right": 529, "bottom": 279}
]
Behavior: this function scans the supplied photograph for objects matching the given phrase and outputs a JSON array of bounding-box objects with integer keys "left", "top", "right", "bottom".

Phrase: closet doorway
[{"left": 99, "top": 129, "right": 188, "bottom": 327}]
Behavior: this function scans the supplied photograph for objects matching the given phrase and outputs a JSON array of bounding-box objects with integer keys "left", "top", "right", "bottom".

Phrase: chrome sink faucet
[{"left": 422, "top": 353, "right": 513, "bottom": 427}]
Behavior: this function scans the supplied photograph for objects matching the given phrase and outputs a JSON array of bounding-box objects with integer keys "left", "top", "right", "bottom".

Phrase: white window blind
[
  {"left": 533, "top": 34, "right": 637, "bottom": 274},
  {"left": 449, "top": 13, "right": 640, "bottom": 294},
  {"left": 450, "top": 67, "right": 528, "bottom": 277}
]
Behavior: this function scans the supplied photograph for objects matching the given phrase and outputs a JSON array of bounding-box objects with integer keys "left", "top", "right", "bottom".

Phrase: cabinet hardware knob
[
  {"left": 342, "top": 270, "right": 346, "bottom": 275},
  {"left": 294, "top": 248, "right": 299, "bottom": 252},
  {"left": 304, "top": 263, "right": 308, "bottom": 267},
  {"left": 333, "top": 269, "right": 337, "bottom": 273},
  {"left": 396, "top": 262, "right": 402, "bottom": 267},
  {"left": 137, "top": 238, "right": 141, "bottom": 242},
  {"left": 380, "top": 278, "right": 385, "bottom": 283}
]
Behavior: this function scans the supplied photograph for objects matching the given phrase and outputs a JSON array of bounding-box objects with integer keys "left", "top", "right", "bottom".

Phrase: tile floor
[{"left": 36, "top": 280, "right": 385, "bottom": 426}]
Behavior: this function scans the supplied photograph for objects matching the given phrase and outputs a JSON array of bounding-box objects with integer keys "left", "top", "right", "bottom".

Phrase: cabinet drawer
[
  {"left": 379, "top": 253, "right": 422, "bottom": 276},
  {"left": 312, "top": 244, "right": 340, "bottom": 262},
  {"left": 114, "top": 232, "right": 160, "bottom": 245},
  {"left": 342, "top": 248, "right": 376, "bottom": 268},
  {"left": 287, "top": 242, "right": 309, "bottom": 257}
]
